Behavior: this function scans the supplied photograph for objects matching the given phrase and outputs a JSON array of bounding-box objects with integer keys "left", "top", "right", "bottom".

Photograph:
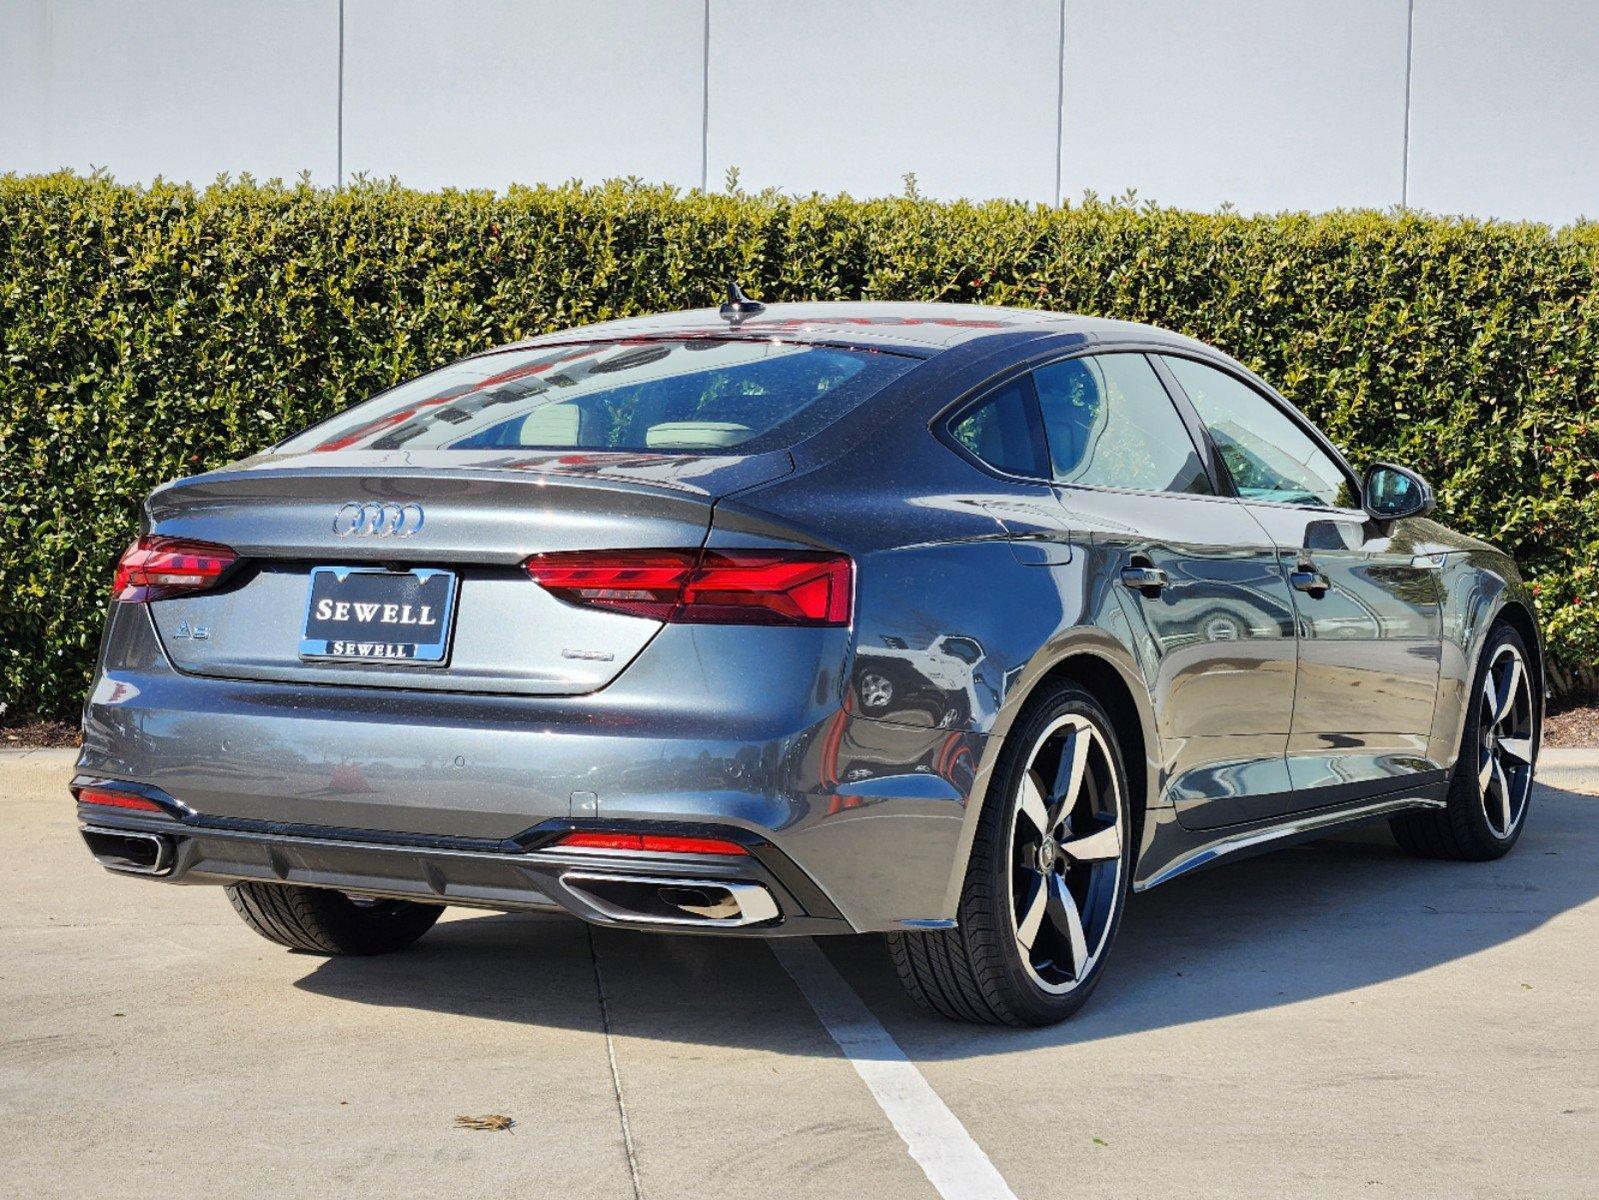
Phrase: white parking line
[
  {"left": 588, "top": 928, "right": 644, "bottom": 1200},
  {"left": 771, "top": 938, "right": 1018, "bottom": 1200}
]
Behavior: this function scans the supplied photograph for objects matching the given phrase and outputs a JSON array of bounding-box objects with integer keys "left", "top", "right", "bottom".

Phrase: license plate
[{"left": 299, "top": 567, "right": 458, "bottom": 665}]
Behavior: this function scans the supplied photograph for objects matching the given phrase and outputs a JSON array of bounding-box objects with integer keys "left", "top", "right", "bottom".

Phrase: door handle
[
  {"left": 1291, "top": 568, "right": 1330, "bottom": 597},
  {"left": 1120, "top": 565, "right": 1169, "bottom": 596}
]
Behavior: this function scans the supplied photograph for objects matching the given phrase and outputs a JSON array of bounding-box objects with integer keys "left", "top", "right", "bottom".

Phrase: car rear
[{"left": 74, "top": 333, "right": 940, "bottom": 934}]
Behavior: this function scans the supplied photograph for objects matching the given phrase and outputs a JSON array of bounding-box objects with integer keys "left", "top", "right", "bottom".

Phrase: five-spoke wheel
[
  {"left": 1478, "top": 642, "right": 1535, "bottom": 839},
  {"left": 1009, "top": 715, "right": 1123, "bottom": 993},
  {"left": 889, "top": 681, "right": 1131, "bottom": 1025}
]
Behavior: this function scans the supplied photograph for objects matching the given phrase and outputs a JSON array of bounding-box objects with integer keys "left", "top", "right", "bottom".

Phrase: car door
[
  {"left": 1031, "top": 351, "right": 1301, "bottom": 830},
  {"left": 1157, "top": 355, "right": 1444, "bottom": 809}
]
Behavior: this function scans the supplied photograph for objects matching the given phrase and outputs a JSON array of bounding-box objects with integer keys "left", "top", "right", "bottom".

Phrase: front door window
[{"left": 1160, "top": 356, "right": 1355, "bottom": 508}]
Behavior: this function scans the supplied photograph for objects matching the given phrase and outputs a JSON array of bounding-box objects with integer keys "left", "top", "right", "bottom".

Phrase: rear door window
[{"left": 1033, "top": 354, "right": 1212, "bottom": 494}]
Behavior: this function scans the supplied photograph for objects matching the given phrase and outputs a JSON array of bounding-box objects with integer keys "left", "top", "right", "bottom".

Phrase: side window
[
  {"left": 946, "top": 375, "right": 1048, "bottom": 478},
  {"left": 1160, "top": 357, "right": 1356, "bottom": 509},
  {"left": 1032, "top": 354, "right": 1212, "bottom": 494}
]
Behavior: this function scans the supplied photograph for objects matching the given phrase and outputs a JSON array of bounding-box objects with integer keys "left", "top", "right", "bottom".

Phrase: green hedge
[{"left": 2, "top": 173, "right": 1597, "bottom": 718}]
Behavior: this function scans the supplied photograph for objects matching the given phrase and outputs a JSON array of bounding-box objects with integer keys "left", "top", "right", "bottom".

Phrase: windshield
[{"left": 278, "top": 339, "right": 917, "bottom": 455}]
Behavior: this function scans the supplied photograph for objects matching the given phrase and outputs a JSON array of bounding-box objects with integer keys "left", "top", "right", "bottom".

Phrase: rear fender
[
  {"left": 707, "top": 445, "right": 1161, "bottom": 926},
  {"left": 937, "top": 625, "right": 1159, "bottom": 923}
]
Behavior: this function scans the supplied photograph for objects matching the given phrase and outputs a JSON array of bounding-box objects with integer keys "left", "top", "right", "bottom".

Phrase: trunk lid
[{"left": 141, "top": 448, "right": 791, "bottom": 695}]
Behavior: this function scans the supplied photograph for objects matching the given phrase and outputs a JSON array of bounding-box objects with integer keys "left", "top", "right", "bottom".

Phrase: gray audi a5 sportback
[{"left": 75, "top": 297, "right": 1543, "bottom": 1025}]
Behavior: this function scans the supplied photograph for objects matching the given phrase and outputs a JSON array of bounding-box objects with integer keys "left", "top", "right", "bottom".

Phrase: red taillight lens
[
  {"left": 76, "top": 787, "right": 163, "bottom": 813},
  {"left": 682, "top": 552, "right": 853, "bottom": 625},
  {"left": 113, "top": 536, "right": 237, "bottom": 603},
  {"left": 524, "top": 549, "right": 852, "bottom": 626},
  {"left": 524, "top": 550, "right": 698, "bottom": 621},
  {"left": 554, "top": 831, "right": 749, "bottom": 856}
]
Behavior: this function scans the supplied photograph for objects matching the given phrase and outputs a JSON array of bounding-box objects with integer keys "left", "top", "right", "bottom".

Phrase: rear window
[{"left": 278, "top": 339, "right": 916, "bottom": 455}]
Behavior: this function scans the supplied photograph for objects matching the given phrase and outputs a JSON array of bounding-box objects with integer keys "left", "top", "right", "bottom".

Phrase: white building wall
[
  {"left": 1060, "top": 0, "right": 1411, "bottom": 214},
  {"left": 2, "top": 0, "right": 1596, "bottom": 223},
  {"left": 1408, "top": 0, "right": 1599, "bottom": 224},
  {"left": 707, "top": 0, "right": 1062, "bottom": 203},
  {"left": 343, "top": 0, "right": 704, "bottom": 191},
  {"left": 0, "top": 0, "right": 339, "bottom": 184}
]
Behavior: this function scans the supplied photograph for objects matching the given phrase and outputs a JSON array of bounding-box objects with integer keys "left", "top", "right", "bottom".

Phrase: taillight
[
  {"left": 76, "top": 787, "right": 164, "bottom": 813},
  {"left": 113, "top": 536, "right": 237, "bottom": 603},
  {"left": 525, "top": 550, "right": 697, "bottom": 621},
  {"left": 524, "top": 549, "right": 852, "bottom": 626},
  {"left": 554, "top": 830, "right": 749, "bottom": 856}
]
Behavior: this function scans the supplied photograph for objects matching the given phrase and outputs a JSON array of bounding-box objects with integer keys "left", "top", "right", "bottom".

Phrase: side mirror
[{"left": 1362, "top": 463, "right": 1435, "bottom": 522}]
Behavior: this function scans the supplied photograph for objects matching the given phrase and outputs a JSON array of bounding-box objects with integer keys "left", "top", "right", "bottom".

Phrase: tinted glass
[
  {"left": 1161, "top": 356, "right": 1356, "bottom": 508},
  {"left": 947, "top": 375, "right": 1048, "bottom": 477},
  {"left": 1032, "top": 354, "right": 1211, "bottom": 494},
  {"left": 277, "top": 339, "right": 916, "bottom": 455}
]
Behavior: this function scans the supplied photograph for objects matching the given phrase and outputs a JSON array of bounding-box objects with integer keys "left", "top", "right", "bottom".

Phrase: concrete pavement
[{"left": 3, "top": 750, "right": 1597, "bottom": 1199}]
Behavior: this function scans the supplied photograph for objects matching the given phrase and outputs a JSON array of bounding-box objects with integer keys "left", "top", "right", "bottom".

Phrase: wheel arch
[
  {"left": 1491, "top": 599, "right": 1544, "bottom": 705},
  {"left": 1430, "top": 547, "right": 1546, "bottom": 773},
  {"left": 1023, "top": 652, "right": 1153, "bottom": 856},
  {"left": 940, "top": 638, "right": 1160, "bottom": 921}
]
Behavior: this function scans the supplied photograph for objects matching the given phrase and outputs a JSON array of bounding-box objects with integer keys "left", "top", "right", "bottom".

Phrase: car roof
[{"left": 491, "top": 301, "right": 1216, "bottom": 360}]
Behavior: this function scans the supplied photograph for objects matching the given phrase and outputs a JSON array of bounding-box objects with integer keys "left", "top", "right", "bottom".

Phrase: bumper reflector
[
  {"left": 555, "top": 831, "right": 749, "bottom": 856},
  {"left": 76, "top": 787, "right": 164, "bottom": 813}
]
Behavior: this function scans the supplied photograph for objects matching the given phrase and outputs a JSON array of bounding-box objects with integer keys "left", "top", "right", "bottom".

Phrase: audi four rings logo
[{"left": 332, "top": 502, "right": 425, "bottom": 537}]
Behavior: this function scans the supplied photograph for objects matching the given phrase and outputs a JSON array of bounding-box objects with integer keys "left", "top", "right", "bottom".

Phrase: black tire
[
  {"left": 1390, "top": 621, "right": 1540, "bottom": 861},
  {"left": 225, "top": 882, "right": 443, "bottom": 955},
  {"left": 888, "top": 681, "right": 1134, "bottom": 1026}
]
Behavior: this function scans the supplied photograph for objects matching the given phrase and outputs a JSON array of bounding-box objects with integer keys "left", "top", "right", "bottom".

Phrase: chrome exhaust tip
[
  {"left": 559, "top": 871, "right": 780, "bottom": 927},
  {"left": 81, "top": 825, "right": 174, "bottom": 876}
]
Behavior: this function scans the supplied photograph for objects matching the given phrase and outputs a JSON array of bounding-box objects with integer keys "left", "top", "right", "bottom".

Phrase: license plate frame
[{"left": 298, "top": 566, "right": 459, "bottom": 666}]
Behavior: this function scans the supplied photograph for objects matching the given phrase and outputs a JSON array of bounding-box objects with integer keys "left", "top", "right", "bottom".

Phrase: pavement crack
[{"left": 588, "top": 926, "right": 644, "bottom": 1200}]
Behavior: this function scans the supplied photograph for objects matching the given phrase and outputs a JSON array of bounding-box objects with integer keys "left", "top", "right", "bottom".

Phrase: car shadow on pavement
[{"left": 294, "top": 783, "right": 1599, "bottom": 1061}]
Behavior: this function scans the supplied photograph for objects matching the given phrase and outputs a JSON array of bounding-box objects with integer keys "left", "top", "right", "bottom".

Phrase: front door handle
[
  {"left": 1291, "top": 568, "right": 1330, "bottom": 597},
  {"left": 1121, "top": 565, "right": 1169, "bottom": 596}
]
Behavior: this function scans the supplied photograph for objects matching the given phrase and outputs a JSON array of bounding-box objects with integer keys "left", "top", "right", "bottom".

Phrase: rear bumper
[
  {"left": 73, "top": 787, "right": 848, "bottom": 936},
  {"left": 78, "top": 605, "right": 985, "bottom": 930}
]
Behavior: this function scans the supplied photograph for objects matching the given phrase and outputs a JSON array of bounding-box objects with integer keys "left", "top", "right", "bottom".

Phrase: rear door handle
[
  {"left": 1291, "top": 569, "right": 1330, "bottom": 597},
  {"left": 1120, "top": 565, "right": 1168, "bottom": 595}
]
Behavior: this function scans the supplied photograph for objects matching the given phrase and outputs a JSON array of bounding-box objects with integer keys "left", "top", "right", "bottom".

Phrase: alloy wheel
[
  {"left": 1007, "top": 714, "right": 1124, "bottom": 994},
  {"left": 1478, "top": 643, "right": 1535, "bottom": 838}
]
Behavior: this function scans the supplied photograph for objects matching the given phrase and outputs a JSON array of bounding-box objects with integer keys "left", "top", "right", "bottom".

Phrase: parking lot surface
[{"left": 4, "top": 749, "right": 1597, "bottom": 1199}]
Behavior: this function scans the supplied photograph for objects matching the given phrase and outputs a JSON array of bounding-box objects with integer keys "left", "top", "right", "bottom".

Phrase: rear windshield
[{"left": 278, "top": 339, "right": 917, "bottom": 455}]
